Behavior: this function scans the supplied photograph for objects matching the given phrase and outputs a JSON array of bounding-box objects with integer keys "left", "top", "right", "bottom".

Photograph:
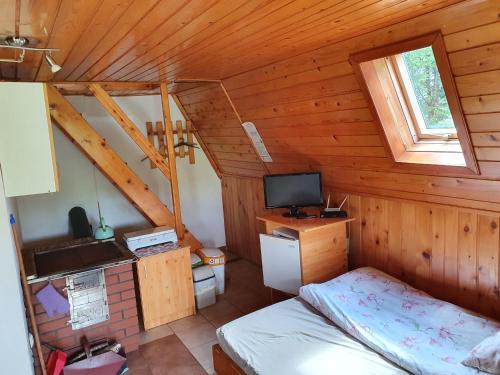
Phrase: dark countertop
[{"left": 25, "top": 238, "right": 137, "bottom": 284}]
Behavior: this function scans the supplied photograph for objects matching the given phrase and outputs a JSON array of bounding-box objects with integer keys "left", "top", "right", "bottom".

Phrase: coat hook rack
[{"left": 142, "top": 120, "right": 197, "bottom": 166}]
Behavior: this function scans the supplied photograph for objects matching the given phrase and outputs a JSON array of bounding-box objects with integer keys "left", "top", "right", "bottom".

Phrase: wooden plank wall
[
  {"left": 347, "top": 194, "right": 500, "bottom": 320},
  {"left": 221, "top": 174, "right": 500, "bottom": 319},
  {"left": 221, "top": 175, "right": 267, "bottom": 264},
  {"left": 177, "top": 1, "right": 500, "bottom": 316},
  {"left": 181, "top": 0, "right": 500, "bottom": 212},
  {"left": 176, "top": 83, "right": 267, "bottom": 178}
]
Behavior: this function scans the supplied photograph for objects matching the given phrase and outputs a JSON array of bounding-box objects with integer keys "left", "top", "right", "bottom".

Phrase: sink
[{"left": 30, "top": 240, "right": 136, "bottom": 283}]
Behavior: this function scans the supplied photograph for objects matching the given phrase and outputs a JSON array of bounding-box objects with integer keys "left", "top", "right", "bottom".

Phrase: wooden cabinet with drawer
[
  {"left": 136, "top": 245, "right": 195, "bottom": 330},
  {"left": 258, "top": 214, "right": 355, "bottom": 295}
]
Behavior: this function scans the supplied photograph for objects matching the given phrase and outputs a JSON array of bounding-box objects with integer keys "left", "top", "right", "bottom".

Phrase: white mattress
[{"left": 216, "top": 297, "right": 408, "bottom": 375}]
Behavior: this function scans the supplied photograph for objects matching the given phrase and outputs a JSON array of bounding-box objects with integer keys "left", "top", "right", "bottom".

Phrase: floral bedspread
[{"left": 299, "top": 267, "right": 500, "bottom": 375}]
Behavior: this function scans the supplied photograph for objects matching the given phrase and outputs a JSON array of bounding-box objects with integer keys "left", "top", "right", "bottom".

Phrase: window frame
[
  {"left": 388, "top": 54, "right": 458, "bottom": 141},
  {"left": 350, "top": 32, "right": 478, "bottom": 175}
]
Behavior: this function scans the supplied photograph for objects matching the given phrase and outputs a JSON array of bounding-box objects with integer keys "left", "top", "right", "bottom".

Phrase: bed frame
[{"left": 212, "top": 344, "right": 246, "bottom": 375}]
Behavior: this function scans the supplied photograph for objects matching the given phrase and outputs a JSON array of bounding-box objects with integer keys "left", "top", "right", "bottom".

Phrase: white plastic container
[
  {"left": 197, "top": 248, "right": 225, "bottom": 295},
  {"left": 192, "top": 265, "right": 216, "bottom": 309}
]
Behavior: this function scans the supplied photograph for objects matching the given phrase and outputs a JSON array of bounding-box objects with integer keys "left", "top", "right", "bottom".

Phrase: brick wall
[{"left": 29, "top": 263, "right": 139, "bottom": 373}]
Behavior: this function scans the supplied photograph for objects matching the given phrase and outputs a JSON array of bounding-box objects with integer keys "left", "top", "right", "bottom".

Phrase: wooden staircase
[{"left": 46, "top": 84, "right": 201, "bottom": 250}]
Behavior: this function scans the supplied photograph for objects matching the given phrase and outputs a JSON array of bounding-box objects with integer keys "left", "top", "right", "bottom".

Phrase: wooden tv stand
[{"left": 257, "top": 214, "right": 354, "bottom": 289}]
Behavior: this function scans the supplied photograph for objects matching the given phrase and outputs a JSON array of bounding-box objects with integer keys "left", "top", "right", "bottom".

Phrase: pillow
[{"left": 462, "top": 331, "right": 500, "bottom": 374}]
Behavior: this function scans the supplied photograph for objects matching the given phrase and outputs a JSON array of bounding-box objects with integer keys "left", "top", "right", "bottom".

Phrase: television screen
[{"left": 263, "top": 173, "right": 323, "bottom": 209}]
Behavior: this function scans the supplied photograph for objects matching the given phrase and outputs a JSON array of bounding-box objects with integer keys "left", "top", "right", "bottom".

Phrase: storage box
[
  {"left": 197, "top": 248, "right": 225, "bottom": 295},
  {"left": 192, "top": 265, "right": 216, "bottom": 309}
]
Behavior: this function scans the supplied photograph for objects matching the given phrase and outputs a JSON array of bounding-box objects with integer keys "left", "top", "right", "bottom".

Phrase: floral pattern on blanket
[{"left": 299, "top": 267, "right": 500, "bottom": 375}]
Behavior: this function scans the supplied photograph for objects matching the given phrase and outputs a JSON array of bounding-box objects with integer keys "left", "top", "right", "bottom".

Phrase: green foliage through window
[{"left": 402, "top": 47, "right": 454, "bottom": 130}]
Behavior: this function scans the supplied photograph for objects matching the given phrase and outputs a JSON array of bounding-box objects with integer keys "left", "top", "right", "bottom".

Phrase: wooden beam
[
  {"left": 88, "top": 83, "right": 171, "bottom": 179},
  {"left": 176, "top": 120, "right": 185, "bottom": 158},
  {"left": 156, "top": 121, "right": 166, "bottom": 158},
  {"left": 53, "top": 81, "right": 160, "bottom": 91},
  {"left": 172, "top": 94, "right": 222, "bottom": 178},
  {"left": 160, "top": 82, "right": 185, "bottom": 239},
  {"left": 146, "top": 121, "right": 156, "bottom": 169},
  {"left": 46, "top": 84, "right": 175, "bottom": 227},
  {"left": 186, "top": 120, "right": 195, "bottom": 165},
  {"left": 174, "top": 79, "right": 222, "bottom": 83},
  {"left": 50, "top": 82, "right": 161, "bottom": 96}
]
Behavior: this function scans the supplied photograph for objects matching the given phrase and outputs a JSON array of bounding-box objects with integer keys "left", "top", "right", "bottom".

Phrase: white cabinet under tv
[
  {"left": 258, "top": 214, "right": 353, "bottom": 295},
  {"left": 260, "top": 231, "right": 302, "bottom": 295}
]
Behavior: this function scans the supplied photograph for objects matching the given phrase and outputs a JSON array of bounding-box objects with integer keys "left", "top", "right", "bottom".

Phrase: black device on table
[
  {"left": 263, "top": 172, "right": 323, "bottom": 219},
  {"left": 320, "top": 195, "right": 348, "bottom": 218},
  {"left": 263, "top": 172, "right": 348, "bottom": 219}
]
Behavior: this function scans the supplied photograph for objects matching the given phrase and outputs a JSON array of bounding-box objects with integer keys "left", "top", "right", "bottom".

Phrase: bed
[
  {"left": 214, "top": 267, "right": 500, "bottom": 375},
  {"left": 215, "top": 296, "right": 408, "bottom": 375}
]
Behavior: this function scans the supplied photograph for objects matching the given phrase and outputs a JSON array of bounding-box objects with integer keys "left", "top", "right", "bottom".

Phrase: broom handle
[{"left": 9, "top": 215, "right": 47, "bottom": 375}]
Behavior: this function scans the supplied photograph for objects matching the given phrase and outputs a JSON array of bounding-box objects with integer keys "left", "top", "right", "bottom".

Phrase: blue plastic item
[{"left": 94, "top": 217, "right": 114, "bottom": 240}]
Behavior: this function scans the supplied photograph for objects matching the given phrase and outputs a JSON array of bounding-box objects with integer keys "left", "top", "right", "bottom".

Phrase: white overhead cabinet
[{"left": 0, "top": 83, "right": 59, "bottom": 197}]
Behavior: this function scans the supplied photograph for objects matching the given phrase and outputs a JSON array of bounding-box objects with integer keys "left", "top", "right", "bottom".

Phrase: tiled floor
[{"left": 128, "top": 258, "right": 271, "bottom": 374}]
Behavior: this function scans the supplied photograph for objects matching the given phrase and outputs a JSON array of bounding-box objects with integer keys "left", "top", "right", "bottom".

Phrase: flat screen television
[{"left": 263, "top": 172, "right": 323, "bottom": 218}]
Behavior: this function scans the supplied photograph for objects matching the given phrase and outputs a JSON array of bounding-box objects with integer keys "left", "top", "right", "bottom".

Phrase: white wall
[
  {"left": 17, "top": 95, "right": 225, "bottom": 248},
  {"left": 0, "top": 174, "right": 34, "bottom": 375}
]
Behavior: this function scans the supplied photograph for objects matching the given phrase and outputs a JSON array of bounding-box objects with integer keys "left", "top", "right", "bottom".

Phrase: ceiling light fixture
[
  {"left": 0, "top": 35, "right": 61, "bottom": 73},
  {"left": 44, "top": 52, "right": 62, "bottom": 73}
]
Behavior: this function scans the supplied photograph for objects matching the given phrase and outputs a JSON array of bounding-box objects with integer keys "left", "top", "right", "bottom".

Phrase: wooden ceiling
[{"left": 0, "top": 0, "right": 464, "bottom": 86}]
